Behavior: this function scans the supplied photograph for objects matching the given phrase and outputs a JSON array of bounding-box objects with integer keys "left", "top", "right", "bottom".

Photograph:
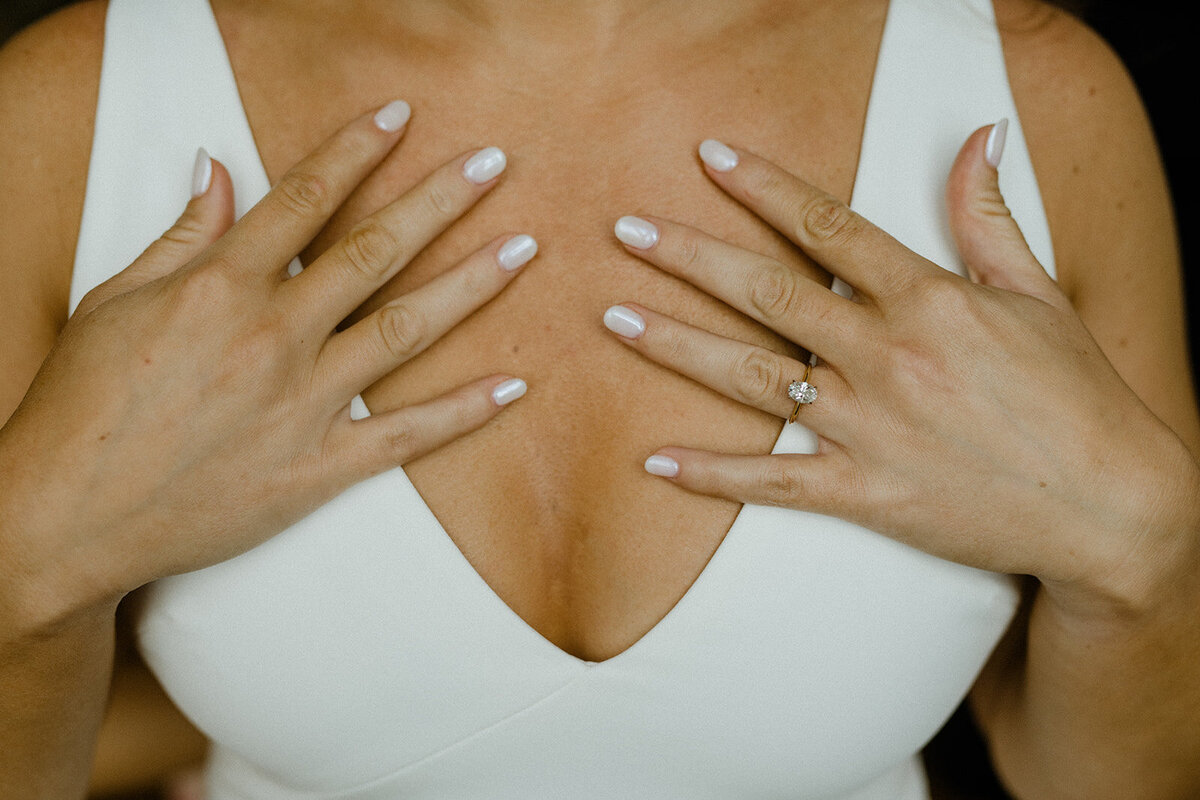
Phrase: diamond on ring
[{"left": 788, "top": 380, "right": 817, "bottom": 404}]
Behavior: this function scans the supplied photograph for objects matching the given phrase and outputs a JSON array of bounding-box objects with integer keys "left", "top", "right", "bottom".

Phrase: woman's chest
[{"left": 213, "top": 0, "right": 886, "bottom": 661}]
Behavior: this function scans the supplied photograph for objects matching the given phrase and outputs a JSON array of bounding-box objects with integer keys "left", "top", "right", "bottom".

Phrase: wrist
[
  {"left": 1042, "top": 433, "right": 1200, "bottom": 625},
  {"left": 0, "top": 440, "right": 124, "bottom": 642}
]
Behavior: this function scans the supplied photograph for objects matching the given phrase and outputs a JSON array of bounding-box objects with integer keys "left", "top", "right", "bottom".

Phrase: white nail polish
[
  {"left": 985, "top": 118, "right": 1008, "bottom": 168},
  {"left": 603, "top": 305, "right": 645, "bottom": 338},
  {"left": 373, "top": 100, "right": 412, "bottom": 133},
  {"left": 644, "top": 454, "right": 680, "bottom": 478},
  {"left": 463, "top": 147, "right": 507, "bottom": 184},
  {"left": 492, "top": 378, "right": 527, "bottom": 406},
  {"left": 497, "top": 235, "right": 538, "bottom": 271},
  {"left": 699, "top": 139, "right": 738, "bottom": 172},
  {"left": 191, "top": 148, "right": 212, "bottom": 198},
  {"left": 614, "top": 216, "right": 659, "bottom": 249}
]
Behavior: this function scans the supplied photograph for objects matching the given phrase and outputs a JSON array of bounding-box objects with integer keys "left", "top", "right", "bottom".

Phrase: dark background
[{"left": 1, "top": 1, "right": 1193, "bottom": 799}]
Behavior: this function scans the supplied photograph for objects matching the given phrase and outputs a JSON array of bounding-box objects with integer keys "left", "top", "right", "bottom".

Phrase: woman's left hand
[{"left": 604, "top": 124, "right": 1199, "bottom": 610}]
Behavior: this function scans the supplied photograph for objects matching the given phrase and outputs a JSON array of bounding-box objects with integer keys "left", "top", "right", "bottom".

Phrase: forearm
[
  {"left": 978, "top": 486, "right": 1200, "bottom": 799},
  {"left": 1, "top": 438, "right": 122, "bottom": 799},
  {"left": 0, "top": 603, "right": 117, "bottom": 799}
]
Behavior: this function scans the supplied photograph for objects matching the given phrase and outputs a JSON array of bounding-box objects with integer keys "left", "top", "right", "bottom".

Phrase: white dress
[{"left": 69, "top": 0, "right": 1055, "bottom": 797}]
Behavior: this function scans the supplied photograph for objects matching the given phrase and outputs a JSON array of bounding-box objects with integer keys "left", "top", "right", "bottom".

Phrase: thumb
[
  {"left": 75, "top": 148, "right": 236, "bottom": 316},
  {"left": 946, "top": 120, "right": 1063, "bottom": 306}
]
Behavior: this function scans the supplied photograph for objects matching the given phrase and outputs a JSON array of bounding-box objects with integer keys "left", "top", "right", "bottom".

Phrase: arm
[
  {"left": 600, "top": 97, "right": 1199, "bottom": 800},
  {"left": 1, "top": 15, "right": 531, "bottom": 790},
  {"left": 0, "top": 6, "right": 142, "bottom": 796},
  {"left": 971, "top": 3, "right": 1200, "bottom": 797}
]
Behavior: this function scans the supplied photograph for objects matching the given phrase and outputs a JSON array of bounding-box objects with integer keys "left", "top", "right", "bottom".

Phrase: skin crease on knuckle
[
  {"left": 748, "top": 267, "right": 803, "bottom": 325},
  {"left": 798, "top": 193, "right": 859, "bottom": 246},
  {"left": 275, "top": 169, "right": 334, "bottom": 221},
  {"left": 376, "top": 301, "right": 426, "bottom": 362},
  {"left": 341, "top": 219, "right": 402, "bottom": 282},
  {"left": 732, "top": 348, "right": 785, "bottom": 409}
]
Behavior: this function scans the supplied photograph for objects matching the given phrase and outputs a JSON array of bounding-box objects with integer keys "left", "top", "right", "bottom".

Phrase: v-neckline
[{"left": 199, "top": 0, "right": 892, "bottom": 669}]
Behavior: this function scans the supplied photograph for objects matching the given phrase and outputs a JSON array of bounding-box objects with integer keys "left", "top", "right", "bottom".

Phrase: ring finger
[{"left": 602, "top": 302, "right": 851, "bottom": 436}]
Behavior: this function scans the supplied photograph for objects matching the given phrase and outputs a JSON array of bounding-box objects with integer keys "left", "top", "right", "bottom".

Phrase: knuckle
[
  {"left": 748, "top": 268, "right": 800, "bottom": 322},
  {"left": 741, "top": 170, "right": 787, "bottom": 209},
  {"left": 732, "top": 349, "right": 784, "bottom": 407},
  {"left": 799, "top": 194, "right": 859, "bottom": 244},
  {"left": 222, "top": 318, "right": 289, "bottom": 380},
  {"left": 161, "top": 213, "right": 208, "bottom": 248},
  {"left": 376, "top": 302, "right": 425, "bottom": 360},
  {"left": 175, "top": 264, "right": 237, "bottom": 307},
  {"left": 446, "top": 389, "right": 485, "bottom": 427},
  {"left": 342, "top": 221, "right": 400, "bottom": 280},
  {"left": 760, "top": 462, "right": 802, "bottom": 507},
  {"left": 276, "top": 170, "right": 333, "bottom": 219},
  {"left": 423, "top": 181, "right": 459, "bottom": 218},
  {"left": 383, "top": 421, "right": 421, "bottom": 461},
  {"left": 674, "top": 235, "right": 702, "bottom": 271}
]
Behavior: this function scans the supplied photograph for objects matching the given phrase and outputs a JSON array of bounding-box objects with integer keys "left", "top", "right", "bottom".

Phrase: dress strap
[
  {"left": 70, "top": 0, "right": 271, "bottom": 312},
  {"left": 851, "top": 0, "right": 1056, "bottom": 280}
]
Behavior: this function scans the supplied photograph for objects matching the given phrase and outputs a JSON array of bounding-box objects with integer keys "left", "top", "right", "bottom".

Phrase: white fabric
[{"left": 70, "top": 0, "right": 1055, "bottom": 796}]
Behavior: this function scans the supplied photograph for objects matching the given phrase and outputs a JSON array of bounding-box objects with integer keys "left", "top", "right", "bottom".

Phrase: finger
[
  {"left": 342, "top": 375, "right": 526, "bottom": 478},
  {"left": 696, "top": 140, "right": 938, "bottom": 300},
  {"left": 946, "top": 121, "right": 1065, "bottom": 307},
  {"left": 284, "top": 146, "right": 509, "bottom": 330},
  {"left": 318, "top": 233, "right": 537, "bottom": 398},
  {"left": 612, "top": 215, "right": 862, "bottom": 361},
  {"left": 641, "top": 447, "right": 844, "bottom": 515},
  {"left": 602, "top": 303, "right": 850, "bottom": 436},
  {"left": 216, "top": 99, "right": 413, "bottom": 280},
  {"left": 75, "top": 150, "right": 235, "bottom": 316}
]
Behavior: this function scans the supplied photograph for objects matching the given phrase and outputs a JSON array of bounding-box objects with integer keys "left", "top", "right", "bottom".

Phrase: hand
[
  {"left": 603, "top": 126, "right": 1198, "bottom": 609},
  {"left": 0, "top": 102, "right": 536, "bottom": 625}
]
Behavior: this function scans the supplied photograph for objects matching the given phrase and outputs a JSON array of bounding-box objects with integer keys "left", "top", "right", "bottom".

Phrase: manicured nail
[
  {"left": 492, "top": 378, "right": 527, "bottom": 406},
  {"left": 464, "top": 147, "right": 507, "bottom": 184},
  {"left": 373, "top": 99, "right": 412, "bottom": 133},
  {"left": 497, "top": 234, "right": 538, "bottom": 271},
  {"left": 603, "top": 305, "right": 645, "bottom": 338},
  {"left": 191, "top": 148, "right": 212, "bottom": 198},
  {"left": 614, "top": 216, "right": 659, "bottom": 249},
  {"left": 699, "top": 139, "right": 738, "bottom": 172},
  {"left": 985, "top": 118, "right": 1008, "bottom": 168},
  {"left": 644, "top": 454, "right": 680, "bottom": 478}
]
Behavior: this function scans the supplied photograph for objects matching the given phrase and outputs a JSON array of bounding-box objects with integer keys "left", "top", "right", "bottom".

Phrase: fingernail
[
  {"left": 492, "top": 378, "right": 527, "bottom": 406},
  {"left": 985, "top": 118, "right": 1008, "bottom": 168},
  {"left": 373, "top": 99, "right": 412, "bottom": 132},
  {"left": 614, "top": 216, "right": 659, "bottom": 249},
  {"left": 699, "top": 139, "right": 738, "bottom": 172},
  {"left": 464, "top": 147, "right": 507, "bottom": 184},
  {"left": 497, "top": 234, "right": 538, "bottom": 271},
  {"left": 191, "top": 148, "right": 212, "bottom": 198},
  {"left": 603, "top": 305, "right": 645, "bottom": 338},
  {"left": 644, "top": 454, "right": 680, "bottom": 478}
]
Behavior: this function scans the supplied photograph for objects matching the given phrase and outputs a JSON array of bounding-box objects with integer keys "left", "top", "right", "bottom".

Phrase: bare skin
[{"left": 0, "top": 0, "right": 1196, "bottom": 797}]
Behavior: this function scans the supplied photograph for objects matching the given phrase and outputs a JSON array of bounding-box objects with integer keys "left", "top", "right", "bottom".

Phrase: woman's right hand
[{"left": 0, "top": 101, "right": 533, "bottom": 630}]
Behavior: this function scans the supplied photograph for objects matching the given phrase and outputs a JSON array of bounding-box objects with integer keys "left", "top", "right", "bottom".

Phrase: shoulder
[
  {"left": 0, "top": 0, "right": 108, "bottom": 285},
  {"left": 0, "top": 1, "right": 107, "bottom": 300},
  {"left": 991, "top": 0, "right": 1171, "bottom": 297},
  {"left": 0, "top": 1, "right": 107, "bottom": 416}
]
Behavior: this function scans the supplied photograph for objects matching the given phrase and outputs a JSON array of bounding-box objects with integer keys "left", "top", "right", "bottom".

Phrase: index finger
[
  {"left": 216, "top": 100, "right": 413, "bottom": 278},
  {"left": 697, "top": 140, "right": 939, "bottom": 299}
]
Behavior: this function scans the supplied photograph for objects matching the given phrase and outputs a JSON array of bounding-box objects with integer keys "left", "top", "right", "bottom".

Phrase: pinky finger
[
  {"left": 347, "top": 375, "right": 526, "bottom": 477},
  {"left": 645, "top": 447, "right": 839, "bottom": 513}
]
